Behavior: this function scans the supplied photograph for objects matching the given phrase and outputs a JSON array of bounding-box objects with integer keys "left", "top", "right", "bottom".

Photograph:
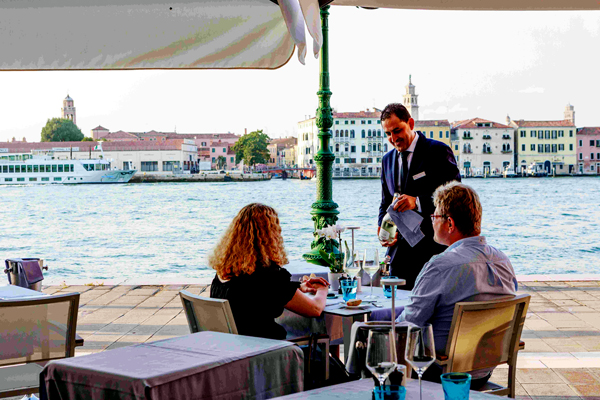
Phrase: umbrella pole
[{"left": 303, "top": 5, "right": 340, "bottom": 265}]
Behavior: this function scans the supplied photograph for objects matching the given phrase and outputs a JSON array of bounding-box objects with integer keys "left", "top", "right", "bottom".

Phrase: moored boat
[{"left": 0, "top": 152, "right": 136, "bottom": 184}]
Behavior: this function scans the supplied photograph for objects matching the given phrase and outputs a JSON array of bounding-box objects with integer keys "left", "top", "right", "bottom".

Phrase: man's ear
[
  {"left": 408, "top": 118, "right": 415, "bottom": 130},
  {"left": 447, "top": 216, "right": 454, "bottom": 232}
]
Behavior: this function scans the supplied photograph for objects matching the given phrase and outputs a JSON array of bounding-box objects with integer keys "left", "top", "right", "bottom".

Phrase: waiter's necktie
[{"left": 400, "top": 151, "right": 410, "bottom": 193}]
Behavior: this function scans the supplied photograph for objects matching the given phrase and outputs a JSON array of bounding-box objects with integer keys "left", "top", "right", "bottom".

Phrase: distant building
[
  {"left": 415, "top": 120, "right": 451, "bottom": 147},
  {"left": 61, "top": 95, "right": 76, "bottom": 125},
  {"left": 89, "top": 127, "right": 241, "bottom": 170},
  {"left": 268, "top": 137, "right": 297, "bottom": 167},
  {"left": 453, "top": 118, "right": 514, "bottom": 176},
  {"left": 509, "top": 105, "right": 577, "bottom": 175},
  {"left": 576, "top": 127, "right": 600, "bottom": 174},
  {"left": 297, "top": 118, "right": 318, "bottom": 168},
  {"left": 403, "top": 75, "right": 419, "bottom": 121}
]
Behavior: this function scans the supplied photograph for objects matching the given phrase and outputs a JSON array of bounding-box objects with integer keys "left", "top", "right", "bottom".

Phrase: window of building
[
  {"left": 351, "top": 120, "right": 355, "bottom": 125},
  {"left": 454, "top": 144, "right": 458, "bottom": 150},
  {"left": 531, "top": 130, "right": 536, "bottom": 137},
  {"left": 46, "top": 165, "right": 51, "bottom": 172},
  {"left": 335, "top": 144, "right": 340, "bottom": 152},
  {"left": 522, "top": 144, "right": 526, "bottom": 151},
  {"left": 212, "top": 148, "right": 215, "bottom": 153},
  {"left": 17, "top": 177, "right": 24, "bottom": 181},
  {"left": 361, "top": 120, "right": 366, "bottom": 124},
  {"left": 570, "top": 130, "right": 573, "bottom": 137},
  {"left": 520, "top": 131, "right": 526, "bottom": 138},
  {"left": 570, "top": 144, "right": 573, "bottom": 151},
  {"left": 223, "top": 148, "right": 226, "bottom": 153},
  {"left": 350, "top": 130, "right": 355, "bottom": 138},
  {"left": 596, "top": 140, "right": 600, "bottom": 147},
  {"left": 559, "top": 144, "right": 564, "bottom": 151},
  {"left": 377, "top": 120, "right": 381, "bottom": 124},
  {"left": 551, "top": 130, "right": 557, "bottom": 139},
  {"left": 383, "top": 144, "right": 388, "bottom": 152},
  {"left": 361, "top": 145, "right": 366, "bottom": 152},
  {"left": 141, "top": 161, "right": 158, "bottom": 171},
  {"left": 439, "top": 132, "right": 443, "bottom": 139},
  {"left": 335, "top": 158, "right": 340, "bottom": 163},
  {"left": 368, "top": 120, "right": 372, "bottom": 124},
  {"left": 212, "top": 157, "right": 216, "bottom": 162},
  {"left": 335, "top": 121, "right": 339, "bottom": 125},
  {"left": 591, "top": 140, "right": 596, "bottom": 146},
  {"left": 538, "top": 144, "right": 543, "bottom": 153},
  {"left": 345, "top": 121, "right": 348, "bottom": 125},
  {"left": 29, "top": 177, "right": 37, "bottom": 182},
  {"left": 552, "top": 144, "right": 557, "bottom": 153},
  {"left": 545, "top": 144, "right": 550, "bottom": 153},
  {"left": 592, "top": 153, "right": 595, "bottom": 160},
  {"left": 446, "top": 131, "right": 449, "bottom": 138},
  {"left": 579, "top": 140, "right": 583, "bottom": 146},
  {"left": 362, "top": 130, "right": 366, "bottom": 138},
  {"left": 368, "top": 130, "right": 372, "bottom": 137},
  {"left": 351, "top": 146, "right": 356, "bottom": 153},
  {"left": 559, "top": 130, "right": 564, "bottom": 137},
  {"left": 579, "top": 153, "right": 583, "bottom": 160},
  {"left": 530, "top": 144, "right": 536, "bottom": 151},
  {"left": 429, "top": 131, "right": 433, "bottom": 139}
]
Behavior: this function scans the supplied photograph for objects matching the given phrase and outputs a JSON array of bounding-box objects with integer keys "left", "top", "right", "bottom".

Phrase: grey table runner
[{"left": 41, "top": 332, "right": 304, "bottom": 400}]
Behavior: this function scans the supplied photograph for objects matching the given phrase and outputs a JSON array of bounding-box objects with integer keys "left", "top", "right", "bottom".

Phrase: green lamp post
[{"left": 302, "top": 5, "right": 340, "bottom": 266}]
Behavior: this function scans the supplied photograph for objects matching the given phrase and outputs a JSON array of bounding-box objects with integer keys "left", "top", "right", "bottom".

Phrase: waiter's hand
[
  {"left": 377, "top": 226, "right": 398, "bottom": 247},
  {"left": 393, "top": 194, "right": 417, "bottom": 212}
]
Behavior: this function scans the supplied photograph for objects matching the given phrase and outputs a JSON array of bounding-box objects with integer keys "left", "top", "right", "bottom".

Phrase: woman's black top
[{"left": 210, "top": 264, "right": 300, "bottom": 340}]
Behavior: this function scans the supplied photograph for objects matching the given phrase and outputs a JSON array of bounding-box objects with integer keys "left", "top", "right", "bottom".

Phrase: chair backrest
[
  {"left": 0, "top": 292, "right": 80, "bottom": 367},
  {"left": 444, "top": 294, "right": 530, "bottom": 372},
  {"left": 179, "top": 290, "right": 238, "bottom": 334}
]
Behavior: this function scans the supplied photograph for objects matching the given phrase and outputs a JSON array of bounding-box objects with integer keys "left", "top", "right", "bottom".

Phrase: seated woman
[{"left": 209, "top": 203, "right": 329, "bottom": 340}]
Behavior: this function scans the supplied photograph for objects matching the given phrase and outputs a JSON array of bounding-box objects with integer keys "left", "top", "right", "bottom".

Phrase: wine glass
[
  {"left": 363, "top": 249, "right": 380, "bottom": 300},
  {"left": 405, "top": 324, "right": 436, "bottom": 400},
  {"left": 345, "top": 253, "right": 360, "bottom": 279},
  {"left": 366, "top": 329, "right": 398, "bottom": 388}
]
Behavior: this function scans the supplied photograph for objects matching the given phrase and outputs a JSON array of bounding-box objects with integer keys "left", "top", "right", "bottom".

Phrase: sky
[{"left": 1, "top": 7, "right": 599, "bottom": 143}]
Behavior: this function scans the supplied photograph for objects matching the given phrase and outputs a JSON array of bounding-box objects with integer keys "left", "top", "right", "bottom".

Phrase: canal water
[{"left": 1, "top": 177, "right": 599, "bottom": 283}]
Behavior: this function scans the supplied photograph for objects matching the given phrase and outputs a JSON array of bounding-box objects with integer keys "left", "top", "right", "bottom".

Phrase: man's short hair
[
  {"left": 381, "top": 103, "right": 411, "bottom": 123},
  {"left": 433, "top": 182, "right": 482, "bottom": 236}
]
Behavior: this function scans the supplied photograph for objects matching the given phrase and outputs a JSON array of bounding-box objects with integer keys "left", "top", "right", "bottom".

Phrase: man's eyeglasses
[{"left": 430, "top": 214, "right": 447, "bottom": 222}]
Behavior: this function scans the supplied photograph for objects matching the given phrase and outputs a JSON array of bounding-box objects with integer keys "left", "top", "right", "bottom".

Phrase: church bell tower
[
  {"left": 403, "top": 75, "right": 419, "bottom": 121},
  {"left": 61, "top": 94, "right": 76, "bottom": 125}
]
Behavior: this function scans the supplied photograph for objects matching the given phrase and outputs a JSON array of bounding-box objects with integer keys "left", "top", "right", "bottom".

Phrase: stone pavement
[{"left": 38, "top": 280, "right": 600, "bottom": 399}]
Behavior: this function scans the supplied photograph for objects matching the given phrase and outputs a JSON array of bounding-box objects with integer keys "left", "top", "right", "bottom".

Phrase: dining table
[
  {"left": 273, "top": 376, "right": 499, "bottom": 399},
  {"left": 40, "top": 331, "right": 305, "bottom": 400},
  {"left": 279, "top": 262, "right": 412, "bottom": 363}
]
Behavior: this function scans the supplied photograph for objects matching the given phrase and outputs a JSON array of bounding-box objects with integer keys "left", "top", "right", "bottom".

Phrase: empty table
[{"left": 41, "top": 331, "right": 304, "bottom": 400}]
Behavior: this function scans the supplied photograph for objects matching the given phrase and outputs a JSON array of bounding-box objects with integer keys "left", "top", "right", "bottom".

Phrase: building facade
[
  {"left": 453, "top": 118, "right": 515, "bottom": 176},
  {"left": 576, "top": 127, "right": 600, "bottom": 174},
  {"left": 297, "top": 118, "right": 318, "bottom": 168},
  {"left": 415, "top": 120, "right": 451, "bottom": 147},
  {"left": 509, "top": 117, "right": 577, "bottom": 175}
]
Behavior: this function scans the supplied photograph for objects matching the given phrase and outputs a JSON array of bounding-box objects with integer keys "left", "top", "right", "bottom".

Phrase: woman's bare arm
[{"left": 285, "top": 284, "right": 328, "bottom": 317}]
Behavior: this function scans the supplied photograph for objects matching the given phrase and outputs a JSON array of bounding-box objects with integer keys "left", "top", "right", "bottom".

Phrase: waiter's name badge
[{"left": 413, "top": 171, "right": 426, "bottom": 180}]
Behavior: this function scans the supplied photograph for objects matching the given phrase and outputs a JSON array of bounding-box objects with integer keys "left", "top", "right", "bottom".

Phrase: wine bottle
[{"left": 378, "top": 193, "right": 400, "bottom": 245}]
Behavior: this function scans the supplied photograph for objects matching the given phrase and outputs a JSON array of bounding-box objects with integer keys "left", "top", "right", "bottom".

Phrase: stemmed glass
[
  {"left": 405, "top": 324, "right": 436, "bottom": 400},
  {"left": 366, "top": 329, "right": 398, "bottom": 388},
  {"left": 363, "top": 249, "right": 380, "bottom": 300}
]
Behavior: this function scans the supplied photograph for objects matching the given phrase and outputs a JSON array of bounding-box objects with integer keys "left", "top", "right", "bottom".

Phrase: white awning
[
  {"left": 331, "top": 0, "right": 600, "bottom": 10},
  {"left": 1, "top": 0, "right": 597, "bottom": 71}
]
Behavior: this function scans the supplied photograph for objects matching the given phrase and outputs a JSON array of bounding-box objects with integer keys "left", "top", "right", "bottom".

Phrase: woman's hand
[{"left": 299, "top": 277, "right": 330, "bottom": 294}]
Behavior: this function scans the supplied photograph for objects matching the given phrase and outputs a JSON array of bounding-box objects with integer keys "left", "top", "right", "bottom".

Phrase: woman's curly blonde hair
[{"left": 208, "top": 203, "right": 288, "bottom": 280}]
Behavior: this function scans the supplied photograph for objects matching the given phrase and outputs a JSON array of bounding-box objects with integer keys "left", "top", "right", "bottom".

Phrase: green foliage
[
  {"left": 81, "top": 137, "right": 94, "bottom": 142},
  {"left": 318, "top": 240, "right": 355, "bottom": 273},
  {"left": 41, "top": 118, "right": 84, "bottom": 142},
  {"left": 216, "top": 155, "right": 226, "bottom": 170},
  {"left": 231, "top": 130, "right": 270, "bottom": 167}
]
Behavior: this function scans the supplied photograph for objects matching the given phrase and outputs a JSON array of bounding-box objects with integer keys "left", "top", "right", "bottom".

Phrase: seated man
[{"left": 396, "top": 181, "right": 518, "bottom": 388}]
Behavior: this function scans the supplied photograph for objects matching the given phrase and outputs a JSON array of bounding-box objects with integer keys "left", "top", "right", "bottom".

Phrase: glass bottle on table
[{"left": 378, "top": 193, "right": 400, "bottom": 245}]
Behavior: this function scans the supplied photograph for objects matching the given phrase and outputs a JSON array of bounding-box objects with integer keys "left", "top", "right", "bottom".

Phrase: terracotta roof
[
  {"left": 577, "top": 127, "right": 600, "bottom": 136},
  {"left": 333, "top": 111, "right": 382, "bottom": 119},
  {"left": 103, "top": 130, "right": 139, "bottom": 139},
  {"left": 92, "top": 125, "right": 108, "bottom": 131},
  {"left": 511, "top": 119, "right": 575, "bottom": 128},
  {"left": 415, "top": 120, "right": 450, "bottom": 127},
  {"left": 453, "top": 118, "right": 512, "bottom": 129}
]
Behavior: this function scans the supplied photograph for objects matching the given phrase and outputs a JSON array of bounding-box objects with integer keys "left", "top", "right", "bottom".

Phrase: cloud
[{"left": 519, "top": 86, "right": 545, "bottom": 94}]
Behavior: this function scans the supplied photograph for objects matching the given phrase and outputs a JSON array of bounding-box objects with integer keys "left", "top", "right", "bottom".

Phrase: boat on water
[
  {"left": 503, "top": 168, "right": 517, "bottom": 178},
  {"left": 0, "top": 152, "right": 136, "bottom": 185}
]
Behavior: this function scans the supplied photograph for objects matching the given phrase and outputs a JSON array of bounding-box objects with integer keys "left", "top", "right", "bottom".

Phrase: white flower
[{"left": 334, "top": 224, "right": 346, "bottom": 233}]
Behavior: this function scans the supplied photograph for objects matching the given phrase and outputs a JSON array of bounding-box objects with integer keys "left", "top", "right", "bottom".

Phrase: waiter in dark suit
[{"left": 377, "top": 103, "right": 461, "bottom": 290}]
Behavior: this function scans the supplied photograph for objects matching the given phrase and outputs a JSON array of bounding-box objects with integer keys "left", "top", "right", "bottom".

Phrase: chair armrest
[
  {"left": 519, "top": 340, "right": 525, "bottom": 351},
  {"left": 75, "top": 333, "right": 84, "bottom": 347},
  {"left": 287, "top": 334, "right": 329, "bottom": 346},
  {"left": 435, "top": 353, "right": 449, "bottom": 366}
]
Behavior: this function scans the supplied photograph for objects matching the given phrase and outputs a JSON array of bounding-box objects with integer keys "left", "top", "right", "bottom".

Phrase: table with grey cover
[
  {"left": 274, "top": 377, "right": 498, "bottom": 399},
  {"left": 40, "top": 331, "right": 304, "bottom": 400}
]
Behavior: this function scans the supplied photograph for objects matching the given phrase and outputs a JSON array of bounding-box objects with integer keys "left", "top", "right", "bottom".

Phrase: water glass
[
  {"left": 373, "top": 385, "right": 406, "bottom": 400},
  {"left": 381, "top": 276, "right": 398, "bottom": 298},
  {"left": 441, "top": 373, "right": 471, "bottom": 400},
  {"left": 340, "top": 278, "right": 358, "bottom": 302}
]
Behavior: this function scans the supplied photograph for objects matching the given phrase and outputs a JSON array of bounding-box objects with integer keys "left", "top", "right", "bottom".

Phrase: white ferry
[{"left": 0, "top": 152, "right": 136, "bottom": 184}]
